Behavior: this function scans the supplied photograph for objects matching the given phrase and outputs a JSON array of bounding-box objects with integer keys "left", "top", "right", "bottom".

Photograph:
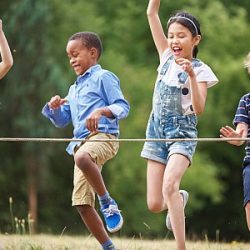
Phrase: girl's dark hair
[
  {"left": 167, "top": 12, "right": 201, "bottom": 58},
  {"left": 68, "top": 32, "right": 103, "bottom": 60}
]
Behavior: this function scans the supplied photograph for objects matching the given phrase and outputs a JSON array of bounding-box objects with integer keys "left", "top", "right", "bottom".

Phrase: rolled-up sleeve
[{"left": 108, "top": 102, "right": 129, "bottom": 120}]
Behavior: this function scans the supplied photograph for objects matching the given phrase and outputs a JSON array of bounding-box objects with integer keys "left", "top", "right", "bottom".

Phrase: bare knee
[
  {"left": 162, "top": 178, "right": 178, "bottom": 202},
  {"left": 147, "top": 198, "right": 164, "bottom": 213},
  {"left": 74, "top": 152, "right": 92, "bottom": 172},
  {"left": 245, "top": 202, "right": 250, "bottom": 210}
]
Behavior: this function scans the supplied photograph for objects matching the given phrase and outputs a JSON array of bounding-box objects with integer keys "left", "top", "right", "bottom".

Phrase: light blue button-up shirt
[{"left": 42, "top": 64, "right": 130, "bottom": 155}]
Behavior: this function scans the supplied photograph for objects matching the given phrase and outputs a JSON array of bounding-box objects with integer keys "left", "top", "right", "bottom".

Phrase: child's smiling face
[
  {"left": 167, "top": 22, "right": 200, "bottom": 60},
  {"left": 66, "top": 39, "right": 97, "bottom": 75}
]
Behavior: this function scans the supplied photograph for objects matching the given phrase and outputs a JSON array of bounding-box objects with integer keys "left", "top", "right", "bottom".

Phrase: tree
[{"left": 1, "top": 0, "right": 57, "bottom": 233}]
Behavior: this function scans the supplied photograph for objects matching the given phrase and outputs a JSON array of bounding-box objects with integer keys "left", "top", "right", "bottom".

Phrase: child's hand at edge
[{"left": 220, "top": 125, "right": 245, "bottom": 146}]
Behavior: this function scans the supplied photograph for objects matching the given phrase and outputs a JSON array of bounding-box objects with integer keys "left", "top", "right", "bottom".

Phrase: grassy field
[{"left": 0, "top": 235, "right": 249, "bottom": 250}]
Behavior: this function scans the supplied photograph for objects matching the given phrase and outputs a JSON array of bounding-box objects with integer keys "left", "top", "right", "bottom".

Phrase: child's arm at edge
[
  {"left": 0, "top": 19, "right": 13, "bottom": 80},
  {"left": 220, "top": 123, "right": 248, "bottom": 146}
]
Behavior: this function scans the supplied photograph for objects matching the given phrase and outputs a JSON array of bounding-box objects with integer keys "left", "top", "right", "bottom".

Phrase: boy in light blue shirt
[{"left": 42, "top": 31, "right": 130, "bottom": 250}]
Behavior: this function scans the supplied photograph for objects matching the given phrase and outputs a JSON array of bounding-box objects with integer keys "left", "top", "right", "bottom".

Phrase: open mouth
[
  {"left": 172, "top": 47, "right": 182, "bottom": 56},
  {"left": 73, "top": 65, "right": 81, "bottom": 71}
]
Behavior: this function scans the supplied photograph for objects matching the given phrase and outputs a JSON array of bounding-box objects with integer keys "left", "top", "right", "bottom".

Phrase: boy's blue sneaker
[{"left": 101, "top": 199, "right": 124, "bottom": 233}]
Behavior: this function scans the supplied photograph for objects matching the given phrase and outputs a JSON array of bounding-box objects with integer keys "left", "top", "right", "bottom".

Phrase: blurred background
[{"left": 0, "top": 0, "right": 250, "bottom": 242}]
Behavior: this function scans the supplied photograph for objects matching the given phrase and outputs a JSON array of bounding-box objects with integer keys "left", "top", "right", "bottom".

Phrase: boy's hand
[
  {"left": 86, "top": 109, "right": 103, "bottom": 133},
  {"left": 220, "top": 125, "right": 244, "bottom": 146},
  {"left": 86, "top": 107, "right": 114, "bottom": 132},
  {"left": 48, "top": 95, "right": 68, "bottom": 110}
]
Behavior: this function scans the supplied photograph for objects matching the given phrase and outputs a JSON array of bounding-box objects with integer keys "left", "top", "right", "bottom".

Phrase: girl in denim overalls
[{"left": 141, "top": 1, "right": 218, "bottom": 249}]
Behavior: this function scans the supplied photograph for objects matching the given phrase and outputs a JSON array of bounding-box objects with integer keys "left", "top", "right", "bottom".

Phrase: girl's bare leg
[{"left": 163, "top": 154, "right": 189, "bottom": 250}]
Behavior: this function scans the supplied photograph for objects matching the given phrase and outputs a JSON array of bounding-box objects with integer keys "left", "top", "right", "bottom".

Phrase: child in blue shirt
[
  {"left": 42, "top": 31, "right": 130, "bottom": 250},
  {"left": 0, "top": 19, "right": 13, "bottom": 79},
  {"left": 220, "top": 52, "right": 250, "bottom": 232}
]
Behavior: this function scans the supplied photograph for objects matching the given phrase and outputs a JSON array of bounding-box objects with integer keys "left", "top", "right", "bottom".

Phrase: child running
[
  {"left": 42, "top": 31, "right": 130, "bottom": 250},
  {"left": 0, "top": 19, "right": 13, "bottom": 79},
  {"left": 220, "top": 52, "right": 250, "bottom": 232},
  {"left": 141, "top": 0, "right": 218, "bottom": 249}
]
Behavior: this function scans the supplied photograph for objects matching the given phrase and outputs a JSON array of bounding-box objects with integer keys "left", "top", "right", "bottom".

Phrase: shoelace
[{"left": 102, "top": 204, "right": 121, "bottom": 217}]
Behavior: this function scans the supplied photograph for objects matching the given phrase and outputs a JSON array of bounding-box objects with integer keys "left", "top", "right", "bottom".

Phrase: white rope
[{"left": 0, "top": 137, "right": 249, "bottom": 142}]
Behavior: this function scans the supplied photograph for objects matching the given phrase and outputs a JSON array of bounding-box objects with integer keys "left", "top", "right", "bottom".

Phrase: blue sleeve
[
  {"left": 41, "top": 102, "right": 72, "bottom": 128},
  {"left": 233, "top": 95, "right": 250, "bottom": 126},
  {"left": 101, "top": 72, "right": 130, "bottom": 120}
]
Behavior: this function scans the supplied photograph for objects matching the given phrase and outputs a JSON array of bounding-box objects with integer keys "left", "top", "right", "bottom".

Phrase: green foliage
[{"left": 182, "top": 152, "right": 224, "bottom": 211}]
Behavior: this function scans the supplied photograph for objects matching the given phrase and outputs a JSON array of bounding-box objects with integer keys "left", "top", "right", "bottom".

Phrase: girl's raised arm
[
  {"left": 147, "top": 0, "right": 168, "bottom": 57},
  {"left": 0, "top": 19, "right": 13, "bottom": 80}
]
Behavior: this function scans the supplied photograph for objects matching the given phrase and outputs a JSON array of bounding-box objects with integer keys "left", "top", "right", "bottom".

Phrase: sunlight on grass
[{"left": 0, "top": 234, "right": 249, "bottom": 250}]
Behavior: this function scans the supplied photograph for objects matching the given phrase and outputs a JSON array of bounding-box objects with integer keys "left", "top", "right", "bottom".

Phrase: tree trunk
[{"left": 27, "top": 156, "right": 38, "bottom": 234}]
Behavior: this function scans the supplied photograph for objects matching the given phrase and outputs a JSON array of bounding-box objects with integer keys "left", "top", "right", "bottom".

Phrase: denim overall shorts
[{"left": 141, "top": 56, "right": 199, "bottom": 165}]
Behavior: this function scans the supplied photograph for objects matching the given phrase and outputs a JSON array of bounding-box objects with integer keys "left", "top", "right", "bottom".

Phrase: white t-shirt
[{"left": 156, "top": 49, "right": 218, "bottom": 115}]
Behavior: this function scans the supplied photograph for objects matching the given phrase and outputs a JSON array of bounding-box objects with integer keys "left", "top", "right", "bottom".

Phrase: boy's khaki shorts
[{"left": 72, "top": 133, "right": 119, "bottom": 207}]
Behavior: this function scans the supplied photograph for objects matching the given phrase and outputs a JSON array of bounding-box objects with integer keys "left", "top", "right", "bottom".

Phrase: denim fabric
[
  {"left": 141, "top": 83, "right": 197, "bottom": 164},
  {"left": 243, "top": 165, "right": 250, "bottom": 207}
]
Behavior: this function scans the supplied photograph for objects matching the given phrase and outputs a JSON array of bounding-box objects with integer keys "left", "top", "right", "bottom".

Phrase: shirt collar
[{"left": 76, "top": 64, "right": 101, "bottom": 83}]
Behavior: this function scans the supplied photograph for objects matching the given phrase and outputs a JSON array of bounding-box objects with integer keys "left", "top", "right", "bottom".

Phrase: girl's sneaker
[
  {"left": 101, "top": 199, "right": 124, "bottom": 233},
  {"left": 166, "top": 190, "right": 189, "bottom": 231}
]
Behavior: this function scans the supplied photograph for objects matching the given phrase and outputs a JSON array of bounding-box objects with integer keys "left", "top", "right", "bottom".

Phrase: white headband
[{"left": 168, "top": 16, "right": 199, "bottom": 35}]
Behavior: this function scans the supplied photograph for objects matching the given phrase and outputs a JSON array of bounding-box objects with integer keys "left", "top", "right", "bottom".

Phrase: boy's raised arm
[{"left": 147, "top": 0, "right": 168, "bottom": 57}]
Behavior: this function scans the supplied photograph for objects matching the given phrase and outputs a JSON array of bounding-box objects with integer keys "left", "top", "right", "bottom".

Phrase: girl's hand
[
  {"left": 0, "top": 19, "right": 2, "bottom": 32},
  {"left": 48, "top": 95, "right": 68, "bottom": 110},
  {"left": 175, "top": 58, "right": 195, "bottom": 77}
]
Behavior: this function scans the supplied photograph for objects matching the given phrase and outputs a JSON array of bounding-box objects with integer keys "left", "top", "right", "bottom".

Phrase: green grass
[{"left": 0, "top": 234, "right": 249, "bottom": 250}]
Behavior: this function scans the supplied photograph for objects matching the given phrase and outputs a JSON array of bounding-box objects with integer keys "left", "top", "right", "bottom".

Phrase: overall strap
[
  {"left": 159, "top": 55, "right": 174, "bottom": 79},
  {"left": 178, "top": 59, "right": 202, "bottom": 84},
  {"left": 159, "top": 55, "right": 202, "bottom": 84}
]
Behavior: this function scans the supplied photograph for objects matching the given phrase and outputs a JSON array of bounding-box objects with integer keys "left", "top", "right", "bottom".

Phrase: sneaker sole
[
  {"left": 180, "top": 190, "right": 189, "bottom": 209},
  {"left": 166, "top": 190, "right": 189, "bottom": 231},
  {"left": 107, "top": 216, "right": 124, "bottom": 233}
]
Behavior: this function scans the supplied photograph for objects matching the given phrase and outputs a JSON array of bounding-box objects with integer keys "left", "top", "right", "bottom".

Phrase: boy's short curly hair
[{"left": 68, "top": 32, "right": 103, "bottom": 60}]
